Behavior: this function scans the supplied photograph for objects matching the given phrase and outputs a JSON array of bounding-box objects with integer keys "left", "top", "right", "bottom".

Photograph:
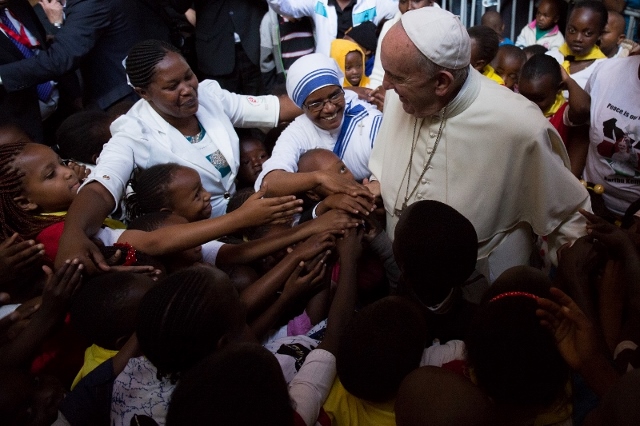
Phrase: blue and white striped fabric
[{"left": 286, "top": 53, "right": 342, "bottom": 108}]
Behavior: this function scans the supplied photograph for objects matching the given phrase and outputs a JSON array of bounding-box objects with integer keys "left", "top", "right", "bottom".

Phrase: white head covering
[
  {"left": 286, "top": 53, "right": 342, "bottom": 108},
  {"left": 400, "top": 8, "right": 470, "bottom": 70}
]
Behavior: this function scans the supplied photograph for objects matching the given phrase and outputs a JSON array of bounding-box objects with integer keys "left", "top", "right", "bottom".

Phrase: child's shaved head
[{"left": 395, "top": 366, "right": 496, "bottom": 426}]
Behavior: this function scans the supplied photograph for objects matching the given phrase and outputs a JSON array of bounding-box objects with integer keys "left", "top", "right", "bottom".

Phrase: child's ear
[
  {"left": 472, "top": 59, "right": 487, "bottom": 72},
  {"left": 13, "top": 195, "right": 39, "bottom": 212}
]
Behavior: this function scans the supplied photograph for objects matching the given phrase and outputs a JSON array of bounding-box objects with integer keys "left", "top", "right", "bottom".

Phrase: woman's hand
[
  {"left": 55, "top": 229, "right": 110, "bottom": 275},
  {"left": 236, "top": 185, "right": 303, "bottom": 228},
  {"left": 316, "top": 170, "right": 374, "bottom": 201}
]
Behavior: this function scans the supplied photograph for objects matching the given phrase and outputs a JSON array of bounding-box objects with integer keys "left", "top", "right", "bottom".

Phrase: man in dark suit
[
  {"left": 0, "top": 0, "right": 50, "bottom": 141},
  {"left": 0, "top": 0, "right": 138, "bottom": 113},
  {"left": 171, "top": 0, "right": 267, "bottom": 95}
]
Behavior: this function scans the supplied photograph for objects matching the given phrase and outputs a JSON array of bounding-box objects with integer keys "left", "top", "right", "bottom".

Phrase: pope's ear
[
  {"left": 434, "top": 70, "right": 456, "bottom": 96},
  {"left": 13, "top": 195, "right": 39, "bottom": 212}
]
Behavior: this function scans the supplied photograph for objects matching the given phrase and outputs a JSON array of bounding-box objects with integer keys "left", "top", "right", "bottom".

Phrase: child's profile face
[
  {"left": 14, "top": 143, "right": 80, "bottom": 213},
  {"left": 238, "top": 139, "right": 269, "bottom": 186},
  {"left": 518, "top": 74, "right": 558, "bottom": 114},
  {"left": 566, "top": 8, "right": 602, "bottom": 56},
  {"left": 165, "top": 166, "right": 212, "bottom": 221},
  {"left": 535, "top": 0, "right": 559, "bottom": 31},
  {"left": 398, "top": 0, "right": 434, "bottom": 14},
  {"left": 599, "top": 14, "right": 626, "bottom": 57},
  {"left": 493, "top": 52, "right": 525, "bottom": 90},
  {"left": 345, "top": 51, "right": 364, "bottom": 87}
]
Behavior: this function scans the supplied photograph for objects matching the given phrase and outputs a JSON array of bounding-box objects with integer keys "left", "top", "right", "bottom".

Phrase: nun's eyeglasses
[{"left": 304, "top": 88, "right": 345, "bottom": 113}]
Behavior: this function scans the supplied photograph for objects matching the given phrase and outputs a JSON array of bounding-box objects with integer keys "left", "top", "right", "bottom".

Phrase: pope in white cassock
[{"left": 368, "top": 7, "right": 591, "bottom": 281}]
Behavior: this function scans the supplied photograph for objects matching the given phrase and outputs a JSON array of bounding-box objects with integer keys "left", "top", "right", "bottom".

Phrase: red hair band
[{"left": 488, "top": 291, "right": 539, "bottom": 303}]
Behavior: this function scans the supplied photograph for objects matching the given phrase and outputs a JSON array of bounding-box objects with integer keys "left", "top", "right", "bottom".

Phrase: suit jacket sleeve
[{"left": 0, "top": 0, "right": 110, "bottom": 92}]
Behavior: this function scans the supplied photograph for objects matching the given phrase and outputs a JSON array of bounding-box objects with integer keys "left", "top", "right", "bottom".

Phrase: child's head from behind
[
  {"left": 492, "top": 45, "right": 527, "bottom": 90},
  {"left": 127, "top": 163, "right": 211, "bottom": 222},
  {"left": 238, "top": 135, "right": 269, "bottom": 188},
  {"left": 519, "top": 53, "right": 562, "bottom": 114},
  {"left": 566, "top": 0, "right": 607, "bottom": 57},
  {"left": 136, "top": 266, "right": 247, "bottom": 382},
  {"left": 0, "top": 369, "right": 65, "bottom": 426},
  {"left": 465, "top": 266, "right": 568, "bottom": 420},
  {"left": 0, "top": 142, "right": 79, "bottom": 239},
  {"left": 70, "top": 271, "right": 156, "bottom": 350},
  {"left": 481, "top": 10, "right": 504, "bottom": 36},
  {"left": 395, "top": 366, "right": 496, "bottom": 426},
  {"left": 337, "top": 296, "right": 427, "bottom": 403},
  {"left": 600, "top": 11, "right": 626, "bottom": 58},
  {"left": 467, "top": 26, "right": 500, "bottom": 72},
  {"left": 128, "top": 212, "right": 204, "bottom": 272},
  {"left": 535, "top": 0, "right": 560, "bottom": 31},
  {"left": 55, "top": 111, "right": 113, "bottom": 165},
  {"left": 523, "top": 44, "right": 548, "bottom": 60},
  {"left": 166, "top": 342, "right": 293, "bottom": 426},
  {"left": 394, "top": 200, "right": 478, "bottom": 307}
]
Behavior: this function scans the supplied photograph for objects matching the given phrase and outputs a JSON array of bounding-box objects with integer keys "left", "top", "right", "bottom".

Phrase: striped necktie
[{"left": 0, "top": 10, "right": 53, "bottom": 102}]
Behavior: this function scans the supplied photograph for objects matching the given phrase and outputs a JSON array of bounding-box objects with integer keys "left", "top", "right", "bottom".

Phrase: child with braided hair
[{"left": 0, "top": 140, "right": 306, "bottom": 267}]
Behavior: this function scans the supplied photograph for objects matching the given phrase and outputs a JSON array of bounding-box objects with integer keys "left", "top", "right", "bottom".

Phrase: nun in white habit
[{"left": 255, "top": 53, "right": 382, "bottom": 196}]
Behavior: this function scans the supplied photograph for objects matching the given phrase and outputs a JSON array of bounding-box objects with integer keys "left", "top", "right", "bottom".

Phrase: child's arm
[
  {"left": 216, "top": 209, "right": 361, "bottom": 268},
  {"left": 249, "top": 252, "right": 328, "bottom": 341},
  {"left": 0, "top": 260, "right": 82, "bottom": 368},
  {"left": 240, "top": 232, "right": 335, "bottom": 318},
  {"left": 317, "top": 228, "right": 363, "bottom": 354},
  {"left": 561, "top": 66, "right": 590, "bottom": 125},
  {"left": 288, "top": 229, "right": 363, "bottom": 426},
  {"left": 117, "top": 188, "right": 302, "bottom": 256}
]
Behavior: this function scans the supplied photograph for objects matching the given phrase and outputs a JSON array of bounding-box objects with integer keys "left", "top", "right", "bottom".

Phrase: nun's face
[{"left": 302, "top": 85, "right": 345, "bottom": 131}]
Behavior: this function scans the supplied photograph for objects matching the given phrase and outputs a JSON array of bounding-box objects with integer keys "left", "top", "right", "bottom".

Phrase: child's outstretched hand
[
  {"left": 282, "top": 255, "right": 328, "bottom": 300},
  {"left": 66, "top": 161, "right": 91, "bottom": 181},
  {"left": 536, "top": 287, "right": 600, "bottom": 371},
  {"left": 288, "top": 232, "right": 335, "bottom": 265},
  {"left": 581, "top": 209, "right": 635, "bottom": 258},
  {"left": 236, "top": 185, "right": 303, "bottom": 227},
  {"left": 308, "top": 209, "right": 363, "bottom": 236},
  {"left": 39, "top": 260, "right": 83, "bottom": 321},
  {"left": 0, "top": 233, "right": 45, "bottom": 284},
  {"left": 316, "top": 193, "right": 375, "bottom": 217}
]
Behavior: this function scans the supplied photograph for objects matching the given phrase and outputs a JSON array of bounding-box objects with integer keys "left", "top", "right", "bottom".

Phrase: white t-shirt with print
[{"left": 584, "top": 56, "right": 640, "bottom": 215}]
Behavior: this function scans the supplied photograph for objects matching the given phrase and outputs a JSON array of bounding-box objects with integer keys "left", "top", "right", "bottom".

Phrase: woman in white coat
[{"left": 55, "top": 40, "right": 301, "bottom": 273}]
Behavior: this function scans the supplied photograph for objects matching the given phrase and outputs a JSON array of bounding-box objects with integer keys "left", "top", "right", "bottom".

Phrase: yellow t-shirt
[
  {"left": 71, "top": 344, "right": 118, "bottom": 389},
  {"left": 323, "top": 377, "right": 395, "bottom": 426},
  {"left": 482, "top": 64, "right": 505, "bottom": 85}
]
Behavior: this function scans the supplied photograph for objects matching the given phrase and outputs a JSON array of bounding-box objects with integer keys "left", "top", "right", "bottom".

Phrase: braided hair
[
  {"left": 125, "top": 163, "right": 182, "bottom": 221},
  {"left": 136, "top": 266, "right": 246, "bottom": 383},
  {"left": 125, "top": 40, "right": 181, "bottom": 89},
  {"left": 0, "top": 142, "right": 63, "bottom": 240}
]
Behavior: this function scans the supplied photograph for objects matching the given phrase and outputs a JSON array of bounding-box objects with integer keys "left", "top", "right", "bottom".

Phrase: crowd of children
[{"left": 1, "top": 0, "right": 640, "bottom": 425}]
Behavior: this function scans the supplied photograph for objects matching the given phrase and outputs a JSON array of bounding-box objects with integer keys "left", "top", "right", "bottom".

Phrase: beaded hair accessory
[
  {"left": 113, "top": 242, "right": 138, "bottom": 266},
  {"left": 488, "top": 291, "right": 539, "bottom": 303}
]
